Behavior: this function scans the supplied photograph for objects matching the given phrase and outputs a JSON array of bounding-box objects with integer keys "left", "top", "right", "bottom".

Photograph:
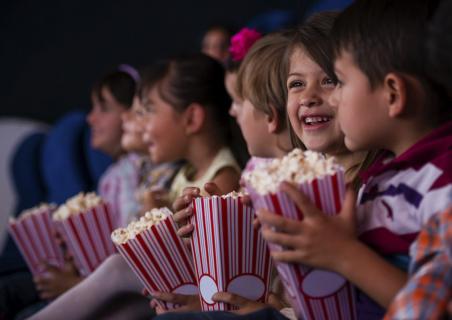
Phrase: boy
[{"left": 258, "top": 0, "right": 452, "bottom": 319}]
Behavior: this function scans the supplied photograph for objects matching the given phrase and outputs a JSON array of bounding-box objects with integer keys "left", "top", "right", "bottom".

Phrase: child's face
[
  {"left": 141, "top": 86, "right": 188, "bottom": 164},
  {"left": 87, "top": 86, "right": 126, "bottom": 157},
  {"left": 121, "top": 96, "right": 147, "bottom": 154},
  {"left": 287, "top": 48, "right": 345, "bottom": 155},
  {"left": 330, "top": 51, "right": 388, "bottom": 152},
  {"left": 225, "top": 72, "right": 274, "bottom": 157},
  {"left": 202, "top": 29, "right": 229, "bottom": 62}
]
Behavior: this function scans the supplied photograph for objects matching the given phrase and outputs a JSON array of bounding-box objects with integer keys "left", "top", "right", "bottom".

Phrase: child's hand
[
  {"left": 258, "top": 182, "right": 358, "bottom": 272},
  {"left": 150, "top": 292, "right": 200, "bottom": 314},
  {"left": 212, "top": 292, "right": 276, "bottom": 315},
  {"left": 33, "top": 260, "right": 82, "bottom": 300},
  {"left": 140, "top": 187, "right": 170, "bottom": 212},
  {"left": 172, "top": 183, "right": 222, "bottom": 238}
]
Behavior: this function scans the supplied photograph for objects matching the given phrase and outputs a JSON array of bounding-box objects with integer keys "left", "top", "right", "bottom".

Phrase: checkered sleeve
[{"left": 384, "top": 207, "right": 452, "bottom": 319}]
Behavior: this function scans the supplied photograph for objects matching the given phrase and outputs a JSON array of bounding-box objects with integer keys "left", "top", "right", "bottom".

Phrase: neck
[
  {"left": 185, "top": 134, "right": 224, "bottom": 181},
  {"left": 391, "top": 123, "right": 435, "bottom": 157},
  {"left": 326, "top": 149, "right": 368, "bottom": 183},
  {"left": 271, "top": 129, "right": 292, "bottom": 158}
]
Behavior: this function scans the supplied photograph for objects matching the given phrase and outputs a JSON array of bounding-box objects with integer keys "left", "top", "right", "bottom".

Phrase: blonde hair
[{"left": 236, "top": 31, "right": 293, "bottom": 130}]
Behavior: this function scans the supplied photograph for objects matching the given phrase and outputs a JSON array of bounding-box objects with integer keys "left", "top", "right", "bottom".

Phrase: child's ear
[
  {"left": 184, "top": 103, "right": 205, "bottom": 134},
  {"left": 383, "top": 72, "right": 407, "bottom": 118},
  {"left": 266, "top": 106, "right": 280, "bottom": 134}
]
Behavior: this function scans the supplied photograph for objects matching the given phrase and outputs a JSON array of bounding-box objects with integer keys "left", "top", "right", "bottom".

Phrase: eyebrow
[{"left": 287, "top": 72, "right": 304, "bottom": 77}]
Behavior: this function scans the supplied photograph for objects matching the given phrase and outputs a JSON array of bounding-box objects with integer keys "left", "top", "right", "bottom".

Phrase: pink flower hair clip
[{"left": 229, "top": 28, "right": 263, "bottom": 62}]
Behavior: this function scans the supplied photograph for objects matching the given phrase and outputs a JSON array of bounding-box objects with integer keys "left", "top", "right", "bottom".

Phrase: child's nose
[{"left": 299, "top": 95, "right": 322, "bottom": 108}]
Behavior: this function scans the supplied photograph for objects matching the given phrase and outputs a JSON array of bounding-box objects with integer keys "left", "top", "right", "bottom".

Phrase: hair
[
  {"left": 332, "top": 0, "right": 449, "bottom": 124},
  {"left": 236, "top": 30, "right": 293, "bottom": 130},
  {"left": 92, "top": 68, "right": 137, "bottom": 108},
  {"left": 427, "top": 0, "right": 452, "bottom": 97},
  {"left": 285, "top": 11, "right": 339, "bottom": 149},
  {"left": 140, "top": 53, "right": 249, "bottom": 166}
]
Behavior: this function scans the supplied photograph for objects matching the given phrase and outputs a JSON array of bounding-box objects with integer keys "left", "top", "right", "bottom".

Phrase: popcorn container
[
  {"left": 56, "top": 202, "right": 117, "bottom": 276},
  {"left": 8, "top": 207, "right": 64, "bottom": 276},
  {"left": 114, "top": 215, "right": 198, "bottom": 310},
  {"left": 190, "top": 196, "right": 273, "bottom": 311},
  {"left": 245, "top": 170, "right": 358, "bottom": 320}
]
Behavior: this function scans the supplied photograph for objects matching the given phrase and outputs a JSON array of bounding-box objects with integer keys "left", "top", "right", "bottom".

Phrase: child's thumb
[{"left": 340, "top": 187, "right": 357, "bottom": 225}]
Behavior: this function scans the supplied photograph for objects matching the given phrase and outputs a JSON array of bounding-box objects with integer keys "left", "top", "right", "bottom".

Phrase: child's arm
[{"left": 258, "top": 182, "right": 407, "bottom": 308}]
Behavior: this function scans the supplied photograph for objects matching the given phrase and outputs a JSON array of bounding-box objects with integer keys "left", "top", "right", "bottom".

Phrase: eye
[
  {"left": 336, "top": 79, "right": 343, "bottom": 88},
  {"left": 287, "top": 80, "right": 305, "bottom": 90},
  {"left": 321, "top": 77, "right": 336, "bottom": 88}
]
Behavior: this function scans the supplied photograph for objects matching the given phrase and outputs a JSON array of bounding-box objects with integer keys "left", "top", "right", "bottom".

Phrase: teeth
[{"left": 304, "top": 116, "right": 330, "bottom": 124}]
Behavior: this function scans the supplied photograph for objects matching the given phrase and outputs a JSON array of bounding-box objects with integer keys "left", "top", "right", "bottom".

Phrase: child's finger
[
  {"left": 257, "top": 209, "right": 301, "bottom": 234},
  {"left": 280, "top": 182, "right": 319, "bottom": 218},
  {"left": 260, "top": 225, "right": 297, "bottom": 247},
  {"left": 270, "top": 250, "right": 304, "bottom": 263},
  {"left": 212, "top": 292, "right": 246, "bottom": 306},
  {"left": 177, "top": 224, "right": 194, "bottom": 237},
  {"left": 173, "top": 207, "right": 193, "bottom": 224},
  {"left": 204, "top": 182, "right": 222, "bottom": 196},
  {"left": 340, "top": 187, "right": 357, "bottom": 225}
]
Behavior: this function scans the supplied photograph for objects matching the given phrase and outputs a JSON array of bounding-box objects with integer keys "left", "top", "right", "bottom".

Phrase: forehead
[{"left": 289, "top": 47, "right": 322, "bottom": 74}]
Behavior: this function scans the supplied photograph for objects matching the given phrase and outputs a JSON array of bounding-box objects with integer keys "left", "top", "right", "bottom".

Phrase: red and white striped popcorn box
[
  {"left": 245, "top": 170, "right": 358, "bottom": 320},
  {"left": 114, "top": 215, "right": 198, "bottom": 310},
  {"left": 8, "top": 207, "right": 64, "bottom": 276},
  {"left": 57, "top": 202, "right": 117, "bottom": 276},
  {"left": 190, "top": 196, "right": 273, "bottom": 311}
]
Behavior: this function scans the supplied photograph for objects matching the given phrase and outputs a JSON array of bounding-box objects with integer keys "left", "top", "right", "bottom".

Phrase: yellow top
[{"left": 169, "top": 147, "right": 240, "bottom": 203}]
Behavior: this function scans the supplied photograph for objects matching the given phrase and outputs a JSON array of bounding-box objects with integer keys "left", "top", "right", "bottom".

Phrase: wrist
[{"left": 334, "top": 239, "right": 364, "bottom": 276}]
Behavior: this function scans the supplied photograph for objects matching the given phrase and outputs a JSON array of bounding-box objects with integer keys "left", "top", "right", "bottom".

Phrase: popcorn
[
  {"left": 242, "top": 149, "right": 340, "bottom": 194},
  {"left": 221, "top": 190, "right": 247, "bottom": 199},
  {"left": 10, "top": 203, "right": 56, "bottom": 223},
  {"left": 53, "top": 192, "right": 103, "bottom": 220},
  {"left": 8, "top": 203, "right": 64, "bottom": 275},
  {"left": 111, "top": 207, "right": 172, "bottom": 245}
]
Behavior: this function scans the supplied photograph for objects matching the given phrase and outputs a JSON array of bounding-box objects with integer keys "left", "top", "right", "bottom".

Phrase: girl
[
  {"left": 140, "top": 53, "right": 242, "bottom": 200},
  {"left": 153, "top": 30, "right": 295, "bottom": 318},
  {"left": 32, "top": 67, "right": 139, "bottom": 302}
]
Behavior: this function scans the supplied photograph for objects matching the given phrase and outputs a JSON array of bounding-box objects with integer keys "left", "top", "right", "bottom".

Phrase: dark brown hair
[
  {"left": 332, "top": 0, "right": 448, "bottom": 124},
  {"left": 92, "top": 70, "right": 137, "bottom": 108},
  {"left": 140, "top": 53, "right": 249, "bottom": 167}
]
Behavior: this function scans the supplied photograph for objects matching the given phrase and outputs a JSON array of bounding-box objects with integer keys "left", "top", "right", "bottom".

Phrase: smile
[{"left": 302, "top": 116, "right": 332, "bottom": 125}]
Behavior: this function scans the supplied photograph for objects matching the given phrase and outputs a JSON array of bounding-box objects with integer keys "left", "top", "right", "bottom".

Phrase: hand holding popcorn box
[
  {"left": 53, "top": 192, "right": 117, "bottom": 276},
  {"left": 243, "top": 149, "right": 357, "bottom": 320},
  {"left": 112, "top": 208, "right": 198, "bottom": 310},
  {"left": 190, "top": 192, "right": 273, "bottom": 311},
  {"left": 8, "top": 204, "right": 65, "bottom": 276}
]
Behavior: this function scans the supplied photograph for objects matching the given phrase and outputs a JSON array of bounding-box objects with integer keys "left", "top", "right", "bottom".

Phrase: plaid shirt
[{"left": 385, "top": 207, "right": 452, "bottom": 319}]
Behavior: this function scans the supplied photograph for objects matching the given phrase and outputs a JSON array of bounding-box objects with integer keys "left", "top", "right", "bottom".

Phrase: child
[
  {"left": 30, "top": 67, "right": 139, "bottom": 301},
  {"left": 201, "top": 25, "right": 231, "bottom": 64},
  {"left": 258, "top": 0, "right": 452, "bottom": 319},
  {"left": 385, "top": 0, "right": 452, "bottom": 317}
]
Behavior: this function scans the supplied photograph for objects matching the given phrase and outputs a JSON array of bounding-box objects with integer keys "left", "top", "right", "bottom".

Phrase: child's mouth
[{"left": 302, "top": 116, "right": 332, "bottom": 125}]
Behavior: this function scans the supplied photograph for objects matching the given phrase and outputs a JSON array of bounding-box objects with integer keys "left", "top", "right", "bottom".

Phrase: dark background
[{"left": 0, "top": 0, "right": 350, "bottom": 124}]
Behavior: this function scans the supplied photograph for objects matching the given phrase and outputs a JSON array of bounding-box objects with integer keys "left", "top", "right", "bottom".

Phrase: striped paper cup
[
  {"left": 56, "top": 202, "right": 117, "bottom": 276},
  {"left": 114, "top": 215, "right": 198, "bottom": 310},
  {"left": 190, "top": 196, "right": 273, "bottom": 311},
  {"left": 246, "top": 170, "right": 358, "bottom": 320},
  {"left": 8, "top": 207, "right": 64, "bottom": 276}
]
